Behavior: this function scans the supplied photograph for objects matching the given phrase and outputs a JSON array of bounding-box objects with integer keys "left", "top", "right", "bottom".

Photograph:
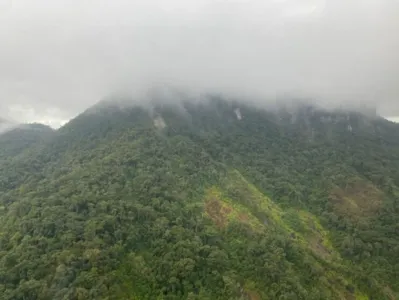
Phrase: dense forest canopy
[{"left": 0, "top": 98, "right": 398, "bottom": 300}]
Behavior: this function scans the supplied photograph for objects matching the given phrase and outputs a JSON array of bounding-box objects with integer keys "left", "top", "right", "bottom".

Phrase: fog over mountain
[
  {"left": 0, "top": 0, "right": 398, "bottom": 126},
  {"left": 1, "top": 3, "right": 399, "bottom": 297},
  {"left": 0, "top": 117, "right": 15, "bottom": 133}
]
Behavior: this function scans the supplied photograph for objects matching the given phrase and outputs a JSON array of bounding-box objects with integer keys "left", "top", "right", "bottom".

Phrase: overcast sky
[{"left": 0, "top": 0, "right": 398, "bottom": 127}]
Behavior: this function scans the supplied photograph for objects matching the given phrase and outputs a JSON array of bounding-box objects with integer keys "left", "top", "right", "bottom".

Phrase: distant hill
[
  {"left": 0, "top": 123, "right": 54, "bottom": 159},
  {"left": 0, "top": 98, "right": 398, "bottom": 300}
]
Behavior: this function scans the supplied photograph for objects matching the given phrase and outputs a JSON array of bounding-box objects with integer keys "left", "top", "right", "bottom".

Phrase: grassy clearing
[
  {"left": 204, "top": 186, "right": 264, "bottom": 231},
  {"left": 329, "top": 179, "right": 383, "bottom": 220},
  {"left": 203, "top": 169, "right": 377, "bottom": 299}
]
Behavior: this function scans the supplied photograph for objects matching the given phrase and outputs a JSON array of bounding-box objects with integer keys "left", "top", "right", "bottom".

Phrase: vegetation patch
[
  {"left": 221, "top": 171, "right": 340, "bottom": 260},
  {"left": 204, "top": 195, "right": 232, "bottom": 228},
  {"left": 282, "top": 209, "right": 337, "bottom": 260},
  {"left": 203, "top": 186, "right": 264, "bottom": 230},
  {"left": 383, "top": 286, "right": 396, "bottom": 300},
  {"left": 298, "top": 210, "right": 336, "bottom": 259},
  {"left": 243, "top": 290, "right": 261, "bottom": 300},
  {"left": 329, "top": 179, "right": 384, "bottom": 220},
  {"left": 309, "top": 237, "right": 332, "bottom": 259},
  {"left": 222, "top": 170, "right": 285, "bottom": 228}
]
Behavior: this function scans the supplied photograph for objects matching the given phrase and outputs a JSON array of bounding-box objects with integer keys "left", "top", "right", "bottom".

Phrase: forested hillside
[
  {"left": 0, "top": 124, "right": 54, "bottom": 158},
  {"left": 0, "top": 98, "right": 398, "bottom": 300}
]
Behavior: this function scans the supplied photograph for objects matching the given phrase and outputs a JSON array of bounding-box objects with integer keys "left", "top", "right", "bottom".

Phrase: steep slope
[
  {"left": 0, "top": 124, "right": 54, "bottom": 190},
  {"left": 0, "top": 99, "right": 398, "bottom": 300}
]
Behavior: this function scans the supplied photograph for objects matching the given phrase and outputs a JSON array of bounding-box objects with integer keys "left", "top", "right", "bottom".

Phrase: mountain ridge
[{"left": 0, "top": 99, "right": 398, "bottom": 300}]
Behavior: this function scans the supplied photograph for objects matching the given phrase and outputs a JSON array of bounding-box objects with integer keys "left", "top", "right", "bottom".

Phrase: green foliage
[{"left": 0, "top": 99, "right": 398, "bottom": 299}]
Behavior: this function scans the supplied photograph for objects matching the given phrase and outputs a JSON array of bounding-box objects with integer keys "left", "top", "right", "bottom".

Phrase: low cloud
[{"left": 0, "top": 0, "right": 398, "bottom": 126}]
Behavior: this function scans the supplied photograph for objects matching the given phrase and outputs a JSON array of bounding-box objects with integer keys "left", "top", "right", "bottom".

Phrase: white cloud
[
  {"left": 6, "top": 104, "right": 67, "bottom": 128},
  {"left": 0, "top": 0, "right": 398, "bottom": 124},
  {"left": 385, "top": 117, "right": 399, "bottom": 123}
]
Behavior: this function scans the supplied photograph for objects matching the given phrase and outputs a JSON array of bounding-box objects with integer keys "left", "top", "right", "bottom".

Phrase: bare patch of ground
[
  {"left": 242, "top": 289, "right": 261, "bottom": 300},
  {"left": 238, "top": 212, "right": 249, "bottom": 223},
  {"left": 309, "top": 237, "right": 332, "bottom": 259},
  {"left": 383, "top": 286, "right": 396, "bottom": 300},
  {"left": 205, "top": 197, "right": 232, "bottom": 228},
  {"left": 329, "top": 180, "right": 383, "bottom": 220},
  {"left": 153, "top": 116, "right": 166, "bottom": 129}
]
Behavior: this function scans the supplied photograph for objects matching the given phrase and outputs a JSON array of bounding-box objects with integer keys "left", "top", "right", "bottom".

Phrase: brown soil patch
[
  {"left": 238, "top": 212, "right": 249, "bottom": 223},
  {"left": 221, "top": 205, "right": 233, "bottom": 215},
  {"left": 383, "top": 286, "right": 396, "bottom": 300},
  {"left": 340, "top": 291, "right": 355, "bottom": 300},
  {"left": 205, "top": 197, "right": 232, "bottom": 228},
  {"left": 329, "top": 180, "right": 383, "bottom": 220},
  {"left": 309, "top": 237, "right": 332, "bottom": 259},
  {"left": 243, "top": 290, "right": 261, "bottom": 300}
]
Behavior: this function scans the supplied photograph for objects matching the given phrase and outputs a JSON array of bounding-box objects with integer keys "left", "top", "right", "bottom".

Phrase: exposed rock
[{"left": 153, "top": 116, "right": 166, "bottom": 129}]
